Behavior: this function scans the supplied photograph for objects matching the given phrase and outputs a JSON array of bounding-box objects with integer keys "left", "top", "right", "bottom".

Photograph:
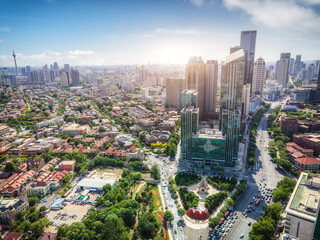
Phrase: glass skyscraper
[
  {"left": 220, "top": 49, "right": 245, "bottom": 166},
  {"left": 240, "top": 30, "right": 257, "bottom": 86}
]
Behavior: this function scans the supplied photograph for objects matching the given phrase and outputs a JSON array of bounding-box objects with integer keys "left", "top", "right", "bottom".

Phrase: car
[
  {"left": 248, "top": 222, "right": 252, "bottom": 226},
  {"left": 240, "top": 234, "right": 244, "bottom": 238},
  {"left": 245, "top": 214, "right": 248, "bottom": 218},
  {"left": 180, "top": 227, "right": 183, "bottom": 231},
  {"left": 226, "top": 228, "right": 230, "bottom": 232},
  {"left": 174, "top": 229, "right": 177, "bottom": 234}
]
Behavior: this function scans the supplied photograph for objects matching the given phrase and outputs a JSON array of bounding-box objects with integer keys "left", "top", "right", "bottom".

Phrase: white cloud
[
  {"left": 223, "top": 0, "right": 320, "bottom": 34},
  {"left": 298, "top": 0, "right": 320, "bottom": 5},
  {"left": 68, "top": 50, "right": 94, "bottom": 55},
  {"left": 0, "top": 27, "right": 10, "bottom": 32}
]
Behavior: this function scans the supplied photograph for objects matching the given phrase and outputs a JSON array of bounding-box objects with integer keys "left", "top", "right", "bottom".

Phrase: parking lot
[{"left": 46, "top": 201, "right": 92, "bottom": 232}]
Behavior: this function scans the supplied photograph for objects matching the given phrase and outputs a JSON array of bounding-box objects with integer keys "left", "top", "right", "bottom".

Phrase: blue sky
[{"left": 0, "top": 0, "right": 320, "bottom": 66}]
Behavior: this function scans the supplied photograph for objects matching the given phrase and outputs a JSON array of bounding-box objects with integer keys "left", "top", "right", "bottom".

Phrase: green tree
[
  {"left": 29, "top": 218, "right": 50, "bottom": 239},
  {"left": 4, "top": 161, "right": 16, "bottom": 172},
  {"left": 62, "top": 174, "right": 73, "bottom": 183},
  {"left": 209, "top": 217, "right": 220, "bottom": 229},
  {"left": 178, "top": 208, "right": 186, "bottom": 216},
  {"left": 163, "top": 210, "right": 174, "bottom": 222},
  {"left": 150, "top": 164, "right": 160, "bottom": 180},
  {"left": 249, "top": 218, "right": 275, "bottom": 240},
  {"left": 265, "top": 203, "right": 282, "bottom": 222}
]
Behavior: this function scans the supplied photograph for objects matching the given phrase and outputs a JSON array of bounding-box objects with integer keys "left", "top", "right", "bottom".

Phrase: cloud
[
  {"left": 0, "top": 39, "right": 3, "bottom": 43},
  {"left": 68, "top": 50, "right": 94, "bottom": 55},
  {"left": 0, "top": 27, "right": 10, "bottom": 32},
  {"left": 223, "top": 0, "right": 320, "bottom": 34}
]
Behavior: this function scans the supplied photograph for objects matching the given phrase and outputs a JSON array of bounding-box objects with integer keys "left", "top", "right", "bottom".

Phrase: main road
[{"left": 226, "top": 97, "right": 288, "bottom": 240}]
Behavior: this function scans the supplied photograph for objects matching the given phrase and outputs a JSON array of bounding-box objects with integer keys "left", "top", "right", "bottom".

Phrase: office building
[
  {"left": 181, "top": 106, "right": 199, "bottom": 161},
  {"left": 48, "top": 70, "right": 55, "bottom": 82},
  {"left": 53, "top": 62, "right": 59, "bottom": 77},
  {"left": 289, "top": 58, "right": 295, "bottom": 75},
  {"left": 242, "top": 83, "right": 251, "bottom": 117},
  {"left": 220, "top": 49, "right": 245, "bottom": 166},
  {"left": 230, "top": 46, "right": 243, "bottom": 54},
  {"left": 181, "top": 90, "right": 198, "bottom": 108},
  {"left": 276, "top": 53, "right": 291, "bottom": 87},
  {"left": 252, "top": 57, "right": 266, "bottom": 96},
  {"left": 185, "top": 56, "right": 206, "bottom": 120},
  {"left": 60, "top": 70, "right": 69, "bottom": 87},
  {"left": 165, "top": 78, "right": 184, "bottom": 109},
  {"left": 28, "top": 71, "right": 44, "bottom": 84},
  {"left": 284, "top": 173, "right": 320, "bottom": 240},
  {"left": 138, "top": 66, "right": 148, "bottom": 83},
  {"left": 295, "top": 55, "right": 301, "bottom": 74},
  {"left": 64, "top": 64, "right": 70, "bottom": 73},
  {"left": 205, "top": 60, "right": 218, "bottom": 119},
  {"left": 190, "top": 129, "right": 226, "bottom": 167},
  {"left": 71, "top": 68, "right": 80, "bottom": 85},
  {"left": 26, "top": 66, "right": 31, "bottom": 75},
  {"left": 240, "top": 30, "right": 257, "bottom": 85},
  {"left": 307, "top": 64, "right": 315, "bottom": 84}
]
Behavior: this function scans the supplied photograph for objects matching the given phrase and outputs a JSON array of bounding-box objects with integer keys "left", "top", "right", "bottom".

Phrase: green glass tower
[{"left": 220, "top": 49, "right": 245, "bottom": 166}]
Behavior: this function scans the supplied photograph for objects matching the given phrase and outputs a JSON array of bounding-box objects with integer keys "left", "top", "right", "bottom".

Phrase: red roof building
[{"left": 4, "top": 232, "right": 23, "bottom": 240}]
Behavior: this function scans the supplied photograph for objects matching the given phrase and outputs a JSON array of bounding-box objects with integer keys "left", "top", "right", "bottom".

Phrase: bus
[{"left": 255, "top": 199, "right": 260, "bottom": 206}]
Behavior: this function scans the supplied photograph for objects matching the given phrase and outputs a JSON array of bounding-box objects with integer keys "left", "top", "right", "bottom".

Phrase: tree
[
  {"left": 63, "top": 174, "right": 73, "bottom": 183},
  {"left": 164, "top": 210, "right": 174, "bottom": 222},
  {"left": 99, "top": 126, "right": 106, "bottom": 132},
  {"left": 209, "top": 217, "right": 220, "bottom": 229},
  {"left": 150, "top": 164, "right": 160, "bottom": 180},
  {"left": 29, "top": 218, "right": 50, "bottom": 239},
  {"left": 100, "top": 213, "right": 128, "bottom": 240},
  {"left": 265, "top": 203, "right": 282, "bottom": 222},
  {"left": 178, "top": 208, "right": 186, "bottom": 216},
  {"left": 57, "top": 222, "right": 95, "bottom": 240},
  {"left": 103, "top": 184, "right": 112, "bottom": 193},
  {"left": 4, "top": 161, "right": 16, "bottom": 172},
  {"left": 249, "top": 218, "right": 275, "bottom": 240},
  {"left": 48, "top": 102, "right": 53, "bottom": 112}
]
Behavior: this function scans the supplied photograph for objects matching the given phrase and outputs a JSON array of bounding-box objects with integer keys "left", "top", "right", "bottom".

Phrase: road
[{"left": 226, "top": 97, "right": 288, "bottom": 240}]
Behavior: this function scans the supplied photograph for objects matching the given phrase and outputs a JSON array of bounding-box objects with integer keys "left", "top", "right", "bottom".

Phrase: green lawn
[{"left": 152, "top": 185, "right": 163, "bottom": 211}]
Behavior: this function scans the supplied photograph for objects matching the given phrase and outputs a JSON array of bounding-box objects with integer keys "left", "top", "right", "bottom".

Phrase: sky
[{"left": 0, "top": 0, "right": 320, "bottom": 66}]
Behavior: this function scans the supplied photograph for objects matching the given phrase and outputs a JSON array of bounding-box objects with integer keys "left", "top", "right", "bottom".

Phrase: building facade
[
  {"left": 240, "top": 30, "right": 257, "bottom": 85},
  {"left": 165, "top": 78, "right": 184, "bottom": 109},
  {"left": 276, "top": 53, "right": 291, "bottom": 87},
  {"left": 252, "top": 57, "right": 266, "bottom": 96},
  {"left": 204, "top": 60, "right": 218, "bottom": 119},
  {"left": 220, "top": 49, "right": 245, "bottom": 166}
]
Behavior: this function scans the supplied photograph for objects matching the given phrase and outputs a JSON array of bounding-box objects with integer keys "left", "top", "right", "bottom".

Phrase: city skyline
[{"left": 0, "top": 0, "right": 320, "bottom": 66}]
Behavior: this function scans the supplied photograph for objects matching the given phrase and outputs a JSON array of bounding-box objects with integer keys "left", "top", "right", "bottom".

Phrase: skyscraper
[
  {"left": 185, "top": 56, "right": 206, "bottom": 120},
  {"left": 252, "top": 57, "right": 266, "bottom": 96},
  {"left": 26, "top": 66, "right": 31, "bottom": 75},
  {"left": 289, "top": 58, "right": 295, "bottom": 75},
  {"left": 306, "top": 64, "right": 315, "bottom": 84},
  {"left": 276, "top": 53, "right": 291, "bottom": 87},
  {"left": 64, "top": 64, "right": 70, "bottom": 73},
  {"left": 181, "top": 90, "right": 198, "bottom": 108},
  {"left": 242, "top": 83, "right": 251, "bottom": 117},
  {"left": 240, "top": 30, "right": 257, "bottom": 85},
  {"left": 60, "top": 70, "right": 69, "bottom": 87},
  {"left": 205, "top": 60, "right": 218, "bottom": 119},
  {"left": 295, "top": 55, "right": 301, "bottom": 74},
  {"left": 181, "top": 106, "right": 199, "bottom": 161},
  {"left": 165, "top": 78, "right": 184, "bottom": 109},
  {"left": 71, "top": 68, "right": 80, "bottom": 85},
  {"left": 230, "top": 46, "right": 243, "bottom": 54},
  {"left": 12, "top": 49, "right": 18, "bottom": 76},
  {"left": 220, "top": 49, "right": 245, "bottom": 166}
]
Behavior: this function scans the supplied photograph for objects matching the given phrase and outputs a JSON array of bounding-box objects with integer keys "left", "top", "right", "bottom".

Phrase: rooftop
[{"left": 286, "top": 173, "right": 320, "bottom": 222}]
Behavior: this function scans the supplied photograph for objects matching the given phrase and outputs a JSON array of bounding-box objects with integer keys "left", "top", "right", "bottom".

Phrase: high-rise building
[
  {"left": 220, "top": 49, "right": 245, "bottom": 166},
  {"left": 289, "top": 58, "right": 295, "bottom": 75},
  {"left": 295, "top": 55, "right": 301, "bottom": 74},
  {"left": 240, "top": 30, "right": 257, "bottom": 85},
  {"left": 252, "top": 57, "right": 266, "bottom": 96},
  {"left": 28, "top": 71, "right": 38, "bottom": 83},
  {"left": 26, "top": 66, "right": 31, "bottom": 75},
  {"left": 242, "top": 83, "right": 251, "bottom": 117},
  {"left": 60, "top": 70, "right": 69, "bottom": 87},
  {"left": 48, "top": 70, "right": 55, "bottom": 82},
  {"left": 185, "top": 56, "right": 206, "bottom": 120},
  {"left": 71, "top": 68, "right": 80, "bottom": 85},
  {"left": 53, "top": 62, "right": 59, "bottom": 78},
  {"left": 306, "top": 64, "right": 315, "bottom": 84},
  {"left": 21, "top": 67, "right": 26, "bottom": 76},
  {"left": 165, "top": 78, "right": 184, "bottom": 109},
  {"left": 64, "top": 64, "right": 70, "bottom": 73},
  {"left": 205, "top": 60, "right": 218, "bottom": 119},
  {"left": 276, "top": 53, "right": 291, "bottom": 87},
  {"left": 138, "top": 66, "right": 148, "bottom": 83},
  {"left": 284, "top": 173, "right": 320, "bottom": 240},
  {"left": 230, "top": 46, "right": 243, "bottom": 54},
  {"left": 181, "top": 106, "right": 199, "bottom": 160},
  {"left": 181, "top": 90, "right": 198, "bottom": 109}
]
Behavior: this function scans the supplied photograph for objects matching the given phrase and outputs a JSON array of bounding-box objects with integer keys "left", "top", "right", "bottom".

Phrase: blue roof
[
  {"left": 284, "top": 105, "right": 298, "bottom": 110},
  {"left": 51, "top": 198, "right": 65, "bottom": 208}
]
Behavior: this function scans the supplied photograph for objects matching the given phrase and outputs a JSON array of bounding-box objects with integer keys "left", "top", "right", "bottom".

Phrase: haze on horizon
[{"left": 0, "top": 0, "right": 320, "bottom": 67}]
